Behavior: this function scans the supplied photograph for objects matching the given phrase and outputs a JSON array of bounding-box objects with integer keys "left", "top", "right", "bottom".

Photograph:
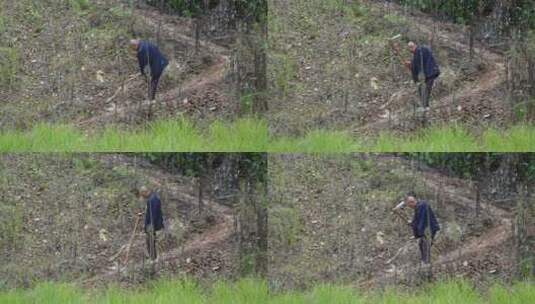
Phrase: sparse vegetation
[
  {"left": 267, "top": 0, "right": 535, "bottom": 145},
  {"left": 0, "top": 0, "right": 241, "bottom": 131},
  {"left": 0, "top": 153, "right": 261, "bottom": 289},
  {"left": 69, "top": 0, "right": 91, "bottom": 13},
  {"left": 0, "top": 47, "right": 19, "bottom": 89}
]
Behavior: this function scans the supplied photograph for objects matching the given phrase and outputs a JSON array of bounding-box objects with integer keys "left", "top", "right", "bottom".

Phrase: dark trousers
[
  {"left": 418, "top": 237, "right": 431, "bottom": 264},
  {"left": 418, "top": 77, "right": 436, "bottom": 108},
  {"left": 148, "top": 74, "right": 161, "bottom": 101},
  {"left": 146, "top": 229, "right": 157, "bottom": 260}
]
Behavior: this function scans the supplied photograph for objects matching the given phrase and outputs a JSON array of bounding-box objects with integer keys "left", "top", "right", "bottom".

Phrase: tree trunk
[
  {"left": 236, "top": 153, "right": 268, "bottom": 277},
  {"left": 469, "top": 24, "right": 475, "bottom": 61},
  {"left": 475, "top": 180, "right": 481, "bottom": 218},
  {"left": 255, "top": 184, "right": 268, "bottom": 277},
  {"left": 511, "top": 152, "right": 535, "bottom": 280},
  {"left": 237, "top": 176, "right": 254, "bottom": 275},
  {"left": 198, "top": 176, "right": 204, "bottom": 213},
  {"left": 514, "top": 183, "right": 529, "bottom": 279},
  {"left": 234, "top": 0, "right": 268, "bottom": 115},
  {"left": 252, "top": 0, "right": 268, "bottom": 114}
]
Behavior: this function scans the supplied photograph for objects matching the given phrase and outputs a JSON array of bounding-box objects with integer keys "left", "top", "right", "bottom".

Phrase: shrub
[{"left": 0, "top": 47, "right": 19, "bottom": 89}]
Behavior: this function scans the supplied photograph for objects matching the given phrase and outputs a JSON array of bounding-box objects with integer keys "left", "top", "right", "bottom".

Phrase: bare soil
[
  {"left": 268, "top": 0, "right": 509, "bottom": 137},
  {"left": 0, "top": 154, "right": 237, "bottom": 289},
  {"left": 357, "top": 1, "right": 507, "bottom": 135},
  {"left": 269, "top": 154, "right": 516, "bottom": 290},
  {"left": 359, "top": 156, "right": 513, "bottom": 287},
  {"left": 0, "top": 1, "right": 236, "bottom": 132}
]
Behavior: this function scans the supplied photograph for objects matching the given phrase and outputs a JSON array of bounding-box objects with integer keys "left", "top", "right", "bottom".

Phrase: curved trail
[
  {"left": 360, "top": 156, "right": 512, "bottom": 287},
  {"left": 357, "top": 1, "right": 506, "bottom": 135},
  {"left": 83, "top": 197, "right": 233, "bottom": 286},
  {"left": 82, "top": 157, "right": 234, "bottom": 286},
  {"left": 137, "top": 8, "right": 231, "bottom": 106},
  {"left": 77, "top": 6, "right": 230, "bottom": 127},
  {"left": 420, "top": 168, "right": 512, "bottom": 265}
]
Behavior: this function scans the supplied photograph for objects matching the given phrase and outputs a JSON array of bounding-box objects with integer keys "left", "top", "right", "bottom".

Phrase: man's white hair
[{"left": 139, "top": 185, "right": 149, "bottom": 193}]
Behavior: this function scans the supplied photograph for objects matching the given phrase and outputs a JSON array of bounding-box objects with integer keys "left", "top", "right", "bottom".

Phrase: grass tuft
[
  {"left": 271, "top": 130, "right": 360, "bottom": 152},
  {"left": 483, "top": 125, "right": 535, "bottom": 152}
]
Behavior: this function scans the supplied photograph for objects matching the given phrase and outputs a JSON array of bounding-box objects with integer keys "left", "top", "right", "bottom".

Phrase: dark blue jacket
[
  {"left": 411, "top": 201, "right": 440, "bottom": 239},
  {"left": 137, "top": 41, "right": 168, "bottom": 78},
  {"left": 145, "top": 192, "right": 164, "bottom": 232},
  {"left": 411, "top": 46, "right": 440, "bottom": 82}
]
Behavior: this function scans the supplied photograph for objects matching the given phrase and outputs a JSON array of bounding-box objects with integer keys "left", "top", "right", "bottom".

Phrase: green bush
[
  {"left": 270, "top": 206, "right": 302, "bottom": 246},
  {"left": 70, "top": 0, "right": 90, "bottom": 11},
  {"left": 0, "top": 47, "right": 19, "bottom": 89},
  {"left": 158, "top": 0, "right": 204, "bottom": 17},
  {"left": 399, "top": 0, "right": 535, "bottom": 29},
  {"left": 0, "top": 16, "right": 5, "bottom": 34},
  {"left": 0, "top": 204, "right": 23, "bottom": 251},
  {"left": 272, "top": 54, "right": 297, "bottom": 97}
]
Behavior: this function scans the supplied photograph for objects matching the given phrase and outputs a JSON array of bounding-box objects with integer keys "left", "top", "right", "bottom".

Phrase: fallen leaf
[
  {"left": 370, "top": 77, "right": 379, "bottom": 90},
  {"left": 96, "top": 70, "right": 105, "bottom": 83}
]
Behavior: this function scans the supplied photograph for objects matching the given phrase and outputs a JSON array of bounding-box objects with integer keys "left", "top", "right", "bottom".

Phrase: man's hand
[{"left": 404, "top": 60, "right": 411, "bottom": 69}]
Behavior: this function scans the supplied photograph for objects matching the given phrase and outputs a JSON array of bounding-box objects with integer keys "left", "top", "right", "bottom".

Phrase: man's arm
[
  {"left": 137, "top": 44, "right": 147, "bottom": 76},
  {"left": 414, "top": 205, "right": 427, "bottom": 238},
  {"left": 144, "top": 200, "right": 150, "bottom": 230},
  {"left": 411, "top": 49, "right": 421, "bottom": 83}
]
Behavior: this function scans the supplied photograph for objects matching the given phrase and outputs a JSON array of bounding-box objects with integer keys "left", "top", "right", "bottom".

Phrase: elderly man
[
  {"left": 405, "top": 42, "right": 440, "bottom": 110},
  {"left": 139, "top": 186, "right": 164, "bottom": 260},
  {"left": 404, "top": 193, "right": 440, "bottom": 265},
  {"left": 130, "top": 39, "right": 168, "bottom": 101}
]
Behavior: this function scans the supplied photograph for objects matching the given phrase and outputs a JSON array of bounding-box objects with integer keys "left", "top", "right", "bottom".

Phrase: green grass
[
  {"left": 0, "top": 46, "right": 19, "bottom": 88},
  {"left": 271, "top": 130, "right": 360, "bottom": 152},
  {"left": 1, "top": 279, "right": 534, "bottom": 304},
  {"left": 373, "top": 125, "right": 481, "bottom": 152},
  {"left": 0, "top": 118, "right": 268, "bottom": 152},
  {"left": 0, "top": 119, "right": 534, "bottom": 152}
]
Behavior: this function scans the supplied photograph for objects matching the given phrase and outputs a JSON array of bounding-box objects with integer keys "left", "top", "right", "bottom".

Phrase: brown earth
[
  {"left": 358, "top": 156, "right": 514, "bottom": 288},
  {"left": 268, "top": 0, "right": 509, "bottom": 137},
  {"left": 76, "top": 4, "right": 234, "bottom": 129},
  {"left": 0, "top": 154, "right": 237, "bottom": 289},
  {"left": 0, "top": 0, "right": 236, "bottom": 131},
  {"left": 357, "top": 1, "right": 507, "bottom": 135},
  {"left": 269, "top": 154, "right": 516, "bottom": 290}
]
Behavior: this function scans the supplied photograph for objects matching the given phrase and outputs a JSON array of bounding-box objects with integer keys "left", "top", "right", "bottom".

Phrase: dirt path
[
  {"left": 77, "top": 6, "right": 230, "bottom": 127},
  {"left": 420, "top": 167, "right": 512, "bottom": 265},
  {"left": 357, "top": 1, "right": 505, "bottom": 134},
  {"left": 145, "top": 176, "right": 234, "bottom": 259},
  {"left": 360, "top": 156, "right": 512, "bottom": 286},
  {"left": 82, "top": 156, "right": 235, "bottom": 286},
  {"left": 135, "top": 7, "right": 231, "bottom": 106},
  {"left": 102, "top": 154, "right": 235, "bottom": 257}
]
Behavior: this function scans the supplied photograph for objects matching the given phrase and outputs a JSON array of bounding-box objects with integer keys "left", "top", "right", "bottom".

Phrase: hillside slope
[
  {"left": 0, "top": 154, "right": 236, "bottom": 289},
  {"left": 269, "top": 154, "right": 516, "bottom": 290},
  {"left": 269, "top": 0, "right": 508, "bottom": 137},
  {"left": 0, "top": 0, "right": 234, "bottom": 132}
]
